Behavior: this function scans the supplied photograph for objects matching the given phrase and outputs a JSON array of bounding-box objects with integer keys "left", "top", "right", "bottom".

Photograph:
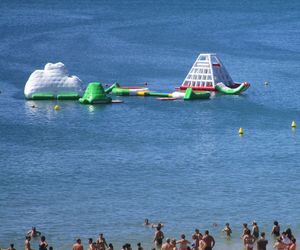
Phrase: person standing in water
[
  {"left": 176, "top": 234, "right": 190, "bottom": 250},
  {"left": 222, "top": 223, "right": 232, "bottom": 238},
  {"left": 39, "top": 235, "right": 48, "bottom": 250},
  {"left": 161, "top": 239, "right": 172, "bottom": 250},
  {"left": 88, "top": 238, "right": 96, "bottom": 250},
  {"left": 289, "top": 239, "right": 296, "bottom": 250},
  {"left": 25, "top": 236, "right": 33, "bottom": 250},
  {"left": 171, "top": 239, "right": 178, "bottom": 250},
  {"left": 192, "top": 229, "right": 203, "bottom": 249},
  {"left": 241, "top": 223, "right": 249, "bottom": 238},
  {"left": 257, "top": 232, "right": 268, "bottom": 250},
  {"left": 281, "top": 231, "right": 292, "bottom": 245},
  {"left": 202, "top": 230, "right": 215, "bottom": 250},
  {"left": 286, "top": 228, "right": 295, "bottom": 241},
  {"left": 72, "top": 239, "right": 84, "bottom": 250},
  {"left": 273, "top": 238, "right": 287, "bottom": 250},
  {"left": 271, "top": 221, "right": 281, "bottom": 237},
  {"left": 243, "top": 229, "right": 255, "bottom": 250},
  {"left": 97, "top": 233, "right": 108, "bottom": 250},
  {"left": 252, "top": 221, "right": 259, "bottom": 239},
  {"left": 153, "top": 225, "right": 164, "bottom": 250}
]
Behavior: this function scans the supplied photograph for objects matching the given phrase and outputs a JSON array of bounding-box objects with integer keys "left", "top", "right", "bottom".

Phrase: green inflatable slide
[
  {"left": 79, "top": 82, "right": 112, "bottom": 104},
  {"left": 184, "top": 88, "right": 211, "bottom": 100}
]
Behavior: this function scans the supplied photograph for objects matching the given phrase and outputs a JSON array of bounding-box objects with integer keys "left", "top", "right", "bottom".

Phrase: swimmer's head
[
  {"left": 243, "top": 223, "right": 247, "bottom": 228},
  {"left": 181, "top": 234, "right": 185, "bottom": 239},
  {"left": 76, "top": 239, "right": 81, "bottom": 244},
  {"left": 274, "top": 221, "right": 279, "bottom": 226},
  {"left": 89, "top": 238, "right": 93, "bottom": 244}
]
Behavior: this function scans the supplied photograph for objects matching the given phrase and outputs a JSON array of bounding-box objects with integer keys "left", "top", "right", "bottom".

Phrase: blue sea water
[{"left": 1, "top": 0, "right": 300, "bottom": 249}]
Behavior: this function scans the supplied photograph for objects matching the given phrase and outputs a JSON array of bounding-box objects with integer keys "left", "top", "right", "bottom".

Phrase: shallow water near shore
[{"left": 1, "top": 1, "right": 300, "bottom": 249}]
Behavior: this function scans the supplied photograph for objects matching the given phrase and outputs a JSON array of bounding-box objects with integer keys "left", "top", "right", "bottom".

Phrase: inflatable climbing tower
[{"left": 180, "top": 53, "right": 242, "bottom": 91}]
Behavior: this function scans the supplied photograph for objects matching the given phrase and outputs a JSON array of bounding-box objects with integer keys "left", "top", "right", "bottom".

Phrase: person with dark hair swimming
[
  {"left": 27, "top": 227, "right": 41, "bottom": 238},
  {"left": 144, "top": 219, "right": 151, "bottom": 226}
]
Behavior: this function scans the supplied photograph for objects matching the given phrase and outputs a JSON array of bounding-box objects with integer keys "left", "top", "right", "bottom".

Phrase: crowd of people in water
[{"left": 0, "top": 220, "right": 297, "bottom": 250}]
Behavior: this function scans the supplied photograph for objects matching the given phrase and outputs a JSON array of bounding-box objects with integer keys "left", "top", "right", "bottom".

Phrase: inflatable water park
[
  {"left": 24, "top": 62, "right": 83, "bottom": 100},
  {"left": 24, "top": 53, "right": 250, "bottom": 104}
]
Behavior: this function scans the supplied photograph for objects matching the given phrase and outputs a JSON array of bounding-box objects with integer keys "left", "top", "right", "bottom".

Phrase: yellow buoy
[
  {"left": 291, "top": 121, "right": 296, "bottom": 128},
  {"left": 239, "top": 127, "right": 244, "bottom": 135},
  {"left": 54, "top": 105, "right": 61, "bottom": 111}
]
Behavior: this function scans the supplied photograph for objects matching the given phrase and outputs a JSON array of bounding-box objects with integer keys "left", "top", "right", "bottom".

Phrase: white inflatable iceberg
[{"left": 24, "top": 62, "right": 84, "bottom": 100}]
